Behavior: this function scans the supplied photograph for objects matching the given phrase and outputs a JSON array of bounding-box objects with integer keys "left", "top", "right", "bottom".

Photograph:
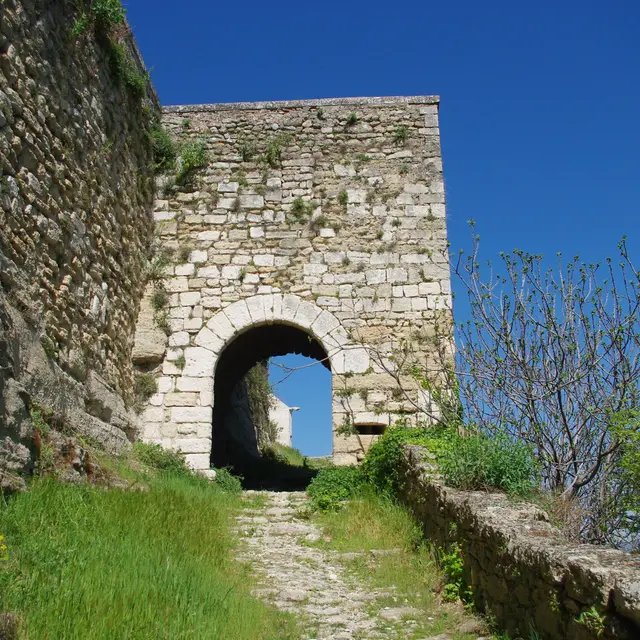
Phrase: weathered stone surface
[
  {"left": 399, "top": 445, "right": 640, "bottom": 640},
  {"left": 135, "top": 97, "right": 453, "bottom": 468},
  {"left": 0, "top": 0, "right": 156, "bottom": 481}
]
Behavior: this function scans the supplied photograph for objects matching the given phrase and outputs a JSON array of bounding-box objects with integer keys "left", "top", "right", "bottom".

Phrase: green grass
[
  {"left": 311, "top": 488, "right": 484, "bottom": 639},
  {"left": 0, "top": 470, "right": 298, "bottom": 639}
]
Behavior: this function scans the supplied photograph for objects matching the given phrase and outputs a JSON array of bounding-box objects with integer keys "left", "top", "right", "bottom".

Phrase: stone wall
[
  {"left": 136, "top": 96, "right": 453, "bottom": 469},
  {"left": 0, "top": 0, "right": 157, "bottom": 487},
  {"left": 399, "top": 445, "right": 640, "bottom": 640}
]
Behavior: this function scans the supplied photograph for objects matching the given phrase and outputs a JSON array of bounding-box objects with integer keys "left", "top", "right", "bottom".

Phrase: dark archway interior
[{"left": 211, "top": 323, "right": 330, "bottom": 489}]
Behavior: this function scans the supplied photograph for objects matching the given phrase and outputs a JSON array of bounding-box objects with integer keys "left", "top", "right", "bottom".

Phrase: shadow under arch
[{"left": 211, "top": 322, "right": 331, "bottom": 489}]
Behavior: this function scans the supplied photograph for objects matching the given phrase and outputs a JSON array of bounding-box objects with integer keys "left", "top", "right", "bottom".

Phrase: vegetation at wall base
[
  {"left": 308, "top": 424, "right": 538, "bottom": 517},
  {"left": 310, "top": 488, "right": 485, "bottom": 638},
  {"left": 0, "top": 444, "right": 298, "bottom": 639}
]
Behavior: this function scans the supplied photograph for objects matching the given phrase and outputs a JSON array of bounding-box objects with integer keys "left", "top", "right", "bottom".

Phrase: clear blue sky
[{"left": 127, "top": 0, "right": 640, "bottom": 455}]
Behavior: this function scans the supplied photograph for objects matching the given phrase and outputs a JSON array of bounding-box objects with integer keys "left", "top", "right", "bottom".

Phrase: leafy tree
[{"left": 452, "top": 225, "right": 640, "bottom": 545}]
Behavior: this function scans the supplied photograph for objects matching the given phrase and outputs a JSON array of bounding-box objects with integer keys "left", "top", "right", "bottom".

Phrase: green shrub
[
  {"left": 307, "top": 466, "right": 364, "bottom": 512},
  {"left": 361, "top": 425, "right": 435, "bottom": 496},
  {"left": 176, "top": 141, "right": 208, "bottom": 185},
  {"left": 133, "top": 442, "right": 189, "bottom": 475},
  {"left": 361, "top": 425, "right": 539, "bottom": 498},
  {"left": 150, "top": 126, "right": 176, "bottom": 173},
  {"left": 439, "top": 431, "right": 539, "bottom": 496},
  {"left": 213, "top": 468, "right": 243, "bottom": 494}
]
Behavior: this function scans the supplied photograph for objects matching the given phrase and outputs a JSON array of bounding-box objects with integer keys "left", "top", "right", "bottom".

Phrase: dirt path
[{"left": 234, "top": 490, "right": 486, "bottom": 640}]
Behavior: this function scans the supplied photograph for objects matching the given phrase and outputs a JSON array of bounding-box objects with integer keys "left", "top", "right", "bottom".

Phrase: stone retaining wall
[
  {"left": 0, "top": 0, "right": 157, "bottom": 487},
  {"left": 399, "top": 445, "right": 640, "bottom": 639}
]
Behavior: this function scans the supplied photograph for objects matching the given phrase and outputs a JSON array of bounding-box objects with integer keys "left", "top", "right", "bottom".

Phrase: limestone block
[
  {"left": 157, "top": 377, "right": 174, "bottom": 393},
  {"left": 154, "top": 211, "right": 176, "bottom": 221},
  {"left": 164, "top": 393, "right": 198, "bottom": 407},
  {"left": 218, "top": 181, "right": 239, "bottom": 193},
  {"left": 168, "top": 331, "right": 190, "bottom": 347},
  {"left": 221, "top": 265, "right": 242, "bottom": 279},
  {"left": 182, "top": 347, "right": 216, "bottom": 377},
  {"left": 197, "top": 266, "right": 220, "bottom": 278},
  {"left": 200, "top": 390, "right": 214, "bottom": 407},
  {"left": 411, "top": 297, "right": 428, "bottom": 311},
  {"left": 250, "top": 226, "right": 265, "bottom": 238},
  {"left": 303, "top": 263, "right": 328, "bottom": 276},
  {"left": 171, "top": 406, "right": 213, "bottom": 423},
  {"left": 347, "top": 189, "right": 366, "bottom": 204},
  {"left": 189, "top": 250, "right": 208, "bottom": 263},
  {"left": 391, "top": 298, "right": 412, "bottom": 312},
  {"left": 194, "top": 326, "right": 224, "bottom": 353},
  {"left": 254, "top": 254, "right": 275, "bottom": 267},
  {"left": 184, "top": 453, "right": 211, "bottom": 470},
  {"left": 240, "top": 194, "right": 264, "bottom": 209},
  {"left": 180, "top": 291, "right": 201, "bottom": 306},
  {"left": 207, "top": 310, "right": 236, "bottom": 342},
  {"left": 319, "top": 228, "right": 336, "bottom": 238},
  {"left": 353, "top": 412, "right": 388, "bottom": 426},
  {"left": 246, "top": 295, "right": 267, "bottom": 324},
  {"left": 173, "top": 264, "right": 195, "bottom": 278},
  {"left": 142, "top": 406, "right": 164, "bottom": 423},
  {"left": 387, "top": 268, "right": 408, "bottom": 283},
  {"left": 281, "top": 294, "right": 301, "bottom": 323},
  {"left": 310, "top": 310, "right": 340, "bottom": 338},
  {"left": 165, "top": 277, "right": 189, "bottom": 293},
  {"left": 177, "top": 377, "right": 214, "bottom": 393},
  {"left": 224, "top": 299, "right": 252, "bottom": 331},
  {"left": 184, "top": 317, "right": 203, "bottom": 332},
  {"left": 132, "top": 287, "right": 167, "bottom": 365},
  {"left": 198, "top": 231, "right": 220, "bottom": 242},
  {"left": 293, "top": 300, "right": 322, "bottom": 329},
  {"left": 271, "top": 294, "right": 284, "bottom": 318},
  {"left": 174, "top": 438, "right": 212, "bottom": 453},
  {"left": 334, "top": 164, "right": 356, "bottom": 177}
]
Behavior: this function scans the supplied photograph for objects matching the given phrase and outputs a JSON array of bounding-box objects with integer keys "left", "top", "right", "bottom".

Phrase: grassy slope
[{"left": 0, "top": 469, "right": 297, "bottom": 639}]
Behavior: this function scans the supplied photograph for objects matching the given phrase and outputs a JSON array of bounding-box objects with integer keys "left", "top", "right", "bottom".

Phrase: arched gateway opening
[
  {"left": 138, "top": 294, "right": 371, "bottom": 479},
  {"left": 211, "top": 323, "right": 331, "bottom": 485}
]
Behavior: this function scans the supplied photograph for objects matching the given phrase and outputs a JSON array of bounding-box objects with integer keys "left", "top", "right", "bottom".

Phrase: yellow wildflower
[{"left": 0, "top": 534, "right": 7, "bottom": 561}]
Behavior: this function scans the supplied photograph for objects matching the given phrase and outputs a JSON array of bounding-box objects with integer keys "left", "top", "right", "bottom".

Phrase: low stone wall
[
  {"left": 399, "top": 445, "right": 640, "bottom": 640},
  {"left": 1, "top": 0, "right": 157, "bottom": 489}
]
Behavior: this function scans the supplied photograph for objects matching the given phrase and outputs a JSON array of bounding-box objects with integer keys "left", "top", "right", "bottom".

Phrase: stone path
[{"left": 234, "top": 490, "right": 484, "bottom": 640}]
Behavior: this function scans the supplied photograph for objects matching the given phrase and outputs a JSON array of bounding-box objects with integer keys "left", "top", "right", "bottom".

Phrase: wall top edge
[{"left": 162, "top": 95, "right": 440, "bottom": 113}]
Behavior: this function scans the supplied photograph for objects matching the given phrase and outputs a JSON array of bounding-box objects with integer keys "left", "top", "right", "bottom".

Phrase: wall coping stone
[{"left": 163, "top": 95, "right": 440, "bottom": 113}]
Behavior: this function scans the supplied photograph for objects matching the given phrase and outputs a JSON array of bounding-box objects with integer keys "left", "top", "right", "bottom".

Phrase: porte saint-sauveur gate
[{"left": 132, "top": 96, "right": 453, "bottom": 473}]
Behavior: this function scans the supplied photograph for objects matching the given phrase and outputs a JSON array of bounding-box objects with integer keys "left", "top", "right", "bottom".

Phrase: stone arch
[{"left": 154, "top": 294, "right": 369, "bottom": 472}]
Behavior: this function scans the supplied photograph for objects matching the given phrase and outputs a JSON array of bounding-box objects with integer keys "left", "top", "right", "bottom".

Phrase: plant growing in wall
[
  {"left": 264, "top": 133, "right": 292, "bottom": 168},
  {"left": 150, "top": 125, "right": 176, "bottom": 173},
  {"left": 176, "top": 141, "right": 209, "bottom": 185},
  {"left": 290, "top": 198, "right": 312, "bottom": 223},
  {"left": 393, "top": 125, "right": 410, "bottom": 146},
  {"left": 71, "top": 0, "right": 148, "bottom": 101}
]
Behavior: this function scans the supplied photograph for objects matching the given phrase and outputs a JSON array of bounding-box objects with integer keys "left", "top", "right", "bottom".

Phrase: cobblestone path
[{"left": 234, "top": 490, "right": 486, "bottom": 640}]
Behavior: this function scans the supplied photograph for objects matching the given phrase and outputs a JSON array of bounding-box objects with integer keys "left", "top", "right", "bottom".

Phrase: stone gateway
[{"left": 134, "top": 97, "right": 453, "bottom": 472}]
